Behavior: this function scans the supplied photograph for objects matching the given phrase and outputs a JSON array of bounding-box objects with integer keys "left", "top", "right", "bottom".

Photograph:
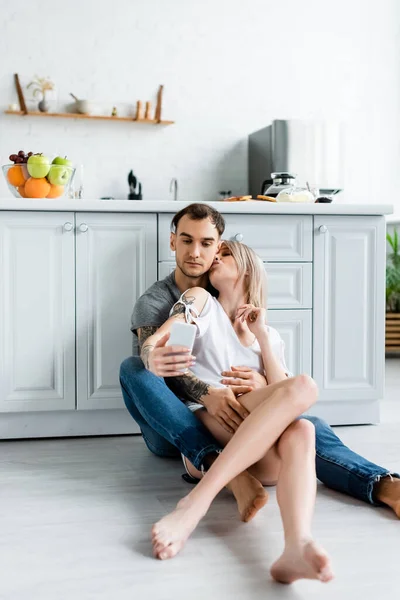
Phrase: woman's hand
[
  {"left": 236, "top": 304, "right": 267, "bottom": 337},
  {"left": 221, "top": 365, "right": 267, "bottom": 392}
]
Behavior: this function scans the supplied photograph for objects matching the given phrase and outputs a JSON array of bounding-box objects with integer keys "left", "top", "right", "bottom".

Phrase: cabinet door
[
  {"left": 0, "top": 212, "right": 75, "bottom": 412},
  {"left": 267, "top": 310, "right": 312, "bottom": 376},
  {"left": 313, "top": 216, "right": 385, "bottom": 404},
  {"left": 76, "top": 213, "right": 157, "bottom": 410}
]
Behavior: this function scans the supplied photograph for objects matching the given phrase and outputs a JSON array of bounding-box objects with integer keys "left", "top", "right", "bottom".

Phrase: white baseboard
[
  {"left": 306, "top": 400, "right": 380, "bottom": 426},
  {"left": 0, "top": 409, "right": 141, "bottom": 440}
]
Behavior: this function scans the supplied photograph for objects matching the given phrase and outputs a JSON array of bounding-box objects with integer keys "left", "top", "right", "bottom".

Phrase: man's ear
[
  {"left": 216, "top": 240, "right": 222, "bottom": 251},
  {"left": 170, "top": 232, "right": 176, "bottom": 252}
]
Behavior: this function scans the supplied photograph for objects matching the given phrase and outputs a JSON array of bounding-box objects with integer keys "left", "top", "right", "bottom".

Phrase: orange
[
  {"left": 17, "top": 185, "right": 27, "bottom": 198},
  {"left": 7, "top": 165, "right": 26, "bottom": 187},
  {"left": 25, "top": 177, "right": 51, "bottom": 198},
  {"left": 47, "top": 184, "right": 64, "bottom": 198}
]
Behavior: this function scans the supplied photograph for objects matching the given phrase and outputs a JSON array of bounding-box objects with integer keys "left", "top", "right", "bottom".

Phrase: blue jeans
[{"left": 120, "top": 356, "right": 397, "bottom": 506}]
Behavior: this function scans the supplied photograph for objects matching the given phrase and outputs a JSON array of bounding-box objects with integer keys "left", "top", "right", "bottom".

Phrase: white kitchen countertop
[{"left": 0, "top": 198, "right": 393, "bottom": 215}]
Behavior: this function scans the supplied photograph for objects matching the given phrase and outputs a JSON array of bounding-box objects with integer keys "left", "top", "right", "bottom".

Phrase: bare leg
[
  {"left": 188, "top": 410, "right": 271, "bottom": 521},
  {"left": 270, "top": 420, "right": 333, "bottom": 583},
  {"left": 152, "top": 375, "right": 319, "bottom": 559}
]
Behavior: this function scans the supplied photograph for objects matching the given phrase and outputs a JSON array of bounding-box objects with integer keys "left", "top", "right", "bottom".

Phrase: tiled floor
[{"left": 1, "top": 360, "right": 399, "bottom": 600}]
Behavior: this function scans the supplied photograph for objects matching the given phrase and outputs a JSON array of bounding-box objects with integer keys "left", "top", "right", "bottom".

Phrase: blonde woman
[{"left": 143, "top": 241, "right": 333, "bottom": 584}]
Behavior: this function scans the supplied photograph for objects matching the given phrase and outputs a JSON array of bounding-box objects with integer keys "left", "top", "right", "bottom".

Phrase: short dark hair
[{"left": 171, "top": 203, "right": 225, "bottom": 236}]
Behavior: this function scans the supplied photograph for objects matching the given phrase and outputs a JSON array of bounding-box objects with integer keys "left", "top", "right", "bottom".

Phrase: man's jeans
[{"left": 120, "top": 356, "right": 397, "bottom": 506}]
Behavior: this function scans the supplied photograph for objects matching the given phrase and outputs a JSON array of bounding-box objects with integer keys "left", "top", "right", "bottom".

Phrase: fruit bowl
[{"left": 2, "top": 156, "right": 75, "bottom": 199}]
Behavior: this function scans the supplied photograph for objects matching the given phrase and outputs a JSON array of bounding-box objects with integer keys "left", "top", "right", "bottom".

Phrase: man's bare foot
[
  {"left": 152, "top": 496, "right": 208, "bottom": 560},
  {"left": 374, "top": 476, "right": 400, "bottom": 518},
  {"left": 270, "top": 540, "right": 334, "bottom": 584},
  {"left": 227, "top": 471, "right": 269, "bottom": 522}
]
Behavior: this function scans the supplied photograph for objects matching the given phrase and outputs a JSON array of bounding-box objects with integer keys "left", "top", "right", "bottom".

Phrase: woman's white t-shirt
[{"left": 170, "top": 291, "right": 290, "bottom": 411}]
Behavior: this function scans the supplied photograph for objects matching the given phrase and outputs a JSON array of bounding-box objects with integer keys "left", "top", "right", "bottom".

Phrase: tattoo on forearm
[
  {"left": 141, "top": 344, "right": 154, "bottom": 369},
  {"left": 138, "top": 326, "right": 158, "bottom": 368},
  {"left": 138, "top": 326, "right": 158, "bottom": 349},
  {"left": 167, "top": 370, "right": 210, "bottom": 403}
]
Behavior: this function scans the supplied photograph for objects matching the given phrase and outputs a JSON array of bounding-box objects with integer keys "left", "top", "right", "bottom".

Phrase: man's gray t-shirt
[{"left": 131, "top": 272, "right": 181, "bottom": 356}]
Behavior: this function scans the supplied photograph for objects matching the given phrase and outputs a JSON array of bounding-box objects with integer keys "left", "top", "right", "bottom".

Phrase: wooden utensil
[
  {"left": 155, "top": 85, "right": 164, "bottom": 122},
  {"left": 14, "top": 74, "right": 27, "bottom": 114}
]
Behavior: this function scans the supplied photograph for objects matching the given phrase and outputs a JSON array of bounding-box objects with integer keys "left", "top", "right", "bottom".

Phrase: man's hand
[
  {"left": 201, "top": 387, "right": 250, "bottom": 434},
  {"left": 144, "top": 333, "right": 195, "bottom": 377},
  {"left": 221, "top": 365, "right": 267, "bottom": 395}
]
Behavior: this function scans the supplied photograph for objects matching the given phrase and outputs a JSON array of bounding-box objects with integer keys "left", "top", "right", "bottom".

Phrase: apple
[
  {"left": 52, "top": 155, "right": 73, "bottom": 167},
  {"left": 47, "top": 164, "right": 73, "bottom": 186},
  {"left": 27, "top": 154, "right": 50, "bottom": 178}
]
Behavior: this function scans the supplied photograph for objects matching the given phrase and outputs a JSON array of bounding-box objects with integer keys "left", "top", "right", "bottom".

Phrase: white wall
[{"left": 1, "top": 0, "right": 399, "bottom": 207}]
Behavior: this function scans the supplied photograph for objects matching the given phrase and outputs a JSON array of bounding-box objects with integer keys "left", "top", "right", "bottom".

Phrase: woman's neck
[{"left": 217, "top": 288, "right": 248, "bottom": 323}]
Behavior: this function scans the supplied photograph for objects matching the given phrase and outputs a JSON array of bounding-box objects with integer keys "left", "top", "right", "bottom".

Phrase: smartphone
[{"left": 167, "top": 321, "right": 196, "bottom": 353}]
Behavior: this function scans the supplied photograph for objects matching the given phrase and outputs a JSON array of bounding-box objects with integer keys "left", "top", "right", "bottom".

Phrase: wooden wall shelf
[{"left": 4, "top": 110, "right": 174, "bottom": 125}]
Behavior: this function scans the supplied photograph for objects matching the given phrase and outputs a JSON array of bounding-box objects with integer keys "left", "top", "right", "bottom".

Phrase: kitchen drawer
[
  {"left": 159, "top": 261, "right": 312, "bottom": 309},
  {"left": 158, "top": 214, "right": 313, "bottom": 261},
  {"left": 264, "top": 263, "right": 312, "bottom": 309},
  {"left": 268, "top": 310, "right": 312, "bottom": 376}
]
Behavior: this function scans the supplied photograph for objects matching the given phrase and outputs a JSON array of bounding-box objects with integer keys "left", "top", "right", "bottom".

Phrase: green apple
[
  {"left": 47, "top": 164, "right": 73, "bottom": 186},
  {"left": 52, "top": 155, "right": 73, "bottom": 167},
  {"left": 27, "top": 154, "right": 50, "bottom": 178}
]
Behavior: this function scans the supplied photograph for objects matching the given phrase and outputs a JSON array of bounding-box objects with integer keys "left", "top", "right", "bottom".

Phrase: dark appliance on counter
[{"left": 248, "top": 119, "right": 345, "bottom": 198}]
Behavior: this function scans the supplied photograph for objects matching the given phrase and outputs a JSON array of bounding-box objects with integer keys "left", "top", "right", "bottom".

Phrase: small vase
[{"left": 38, "top": 98, "right": 49, "bottom": 113}]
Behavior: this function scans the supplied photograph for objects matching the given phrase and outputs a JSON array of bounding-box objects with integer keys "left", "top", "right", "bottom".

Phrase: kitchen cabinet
[
  {"left": 311, "top": 216, "right": 386, "bottom": 424},
  {"left": 0, "top": 200, "right": 390, "bottom": 437},
  {"left": 0, "top": 211, "right": 75, "bottom": 412},
  {"left": 0, "top": 211, "right": 156, "bottom": 423},
  {"left": 158, "top": 214, "right": 314, "bottom": 382},
  {"left": 75, "top": 213, "right": 157, "bottom": 410}
]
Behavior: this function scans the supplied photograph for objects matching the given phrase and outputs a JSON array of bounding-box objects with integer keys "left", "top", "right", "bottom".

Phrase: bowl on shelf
[{"left": 2, "top": 163, "right": 76, "bottom": 199}]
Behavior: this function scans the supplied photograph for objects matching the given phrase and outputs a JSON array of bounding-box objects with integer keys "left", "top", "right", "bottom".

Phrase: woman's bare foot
[
  {"left": 227, "top": 471, "right": 269, "bottom": 522},
  {"left": 270, "top": 540, "right": 334, "bottom": 584},
  {"left": 152, "top": 496, "right": 208, "bottom": 560}
]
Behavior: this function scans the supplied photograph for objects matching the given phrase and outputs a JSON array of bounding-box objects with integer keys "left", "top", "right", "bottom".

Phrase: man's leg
[
  {"left": 119, "top": 356, "right": 222, "bottom": 471},
  {"left": 304, "top": 416, "right": 400, "bottom": 516}
]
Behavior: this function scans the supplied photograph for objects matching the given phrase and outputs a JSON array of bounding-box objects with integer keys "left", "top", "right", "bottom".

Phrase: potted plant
[
  {"left": 27, "top": 76, "right": 55, "bottom": 113},
  {"left": 386, "top": 227, "right": 400, "bottom": 354}
]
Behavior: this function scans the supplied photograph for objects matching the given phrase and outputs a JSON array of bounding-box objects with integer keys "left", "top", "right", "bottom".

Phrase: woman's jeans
[{"left": 120, "top": 356, "right": 397, "bottom": 506}]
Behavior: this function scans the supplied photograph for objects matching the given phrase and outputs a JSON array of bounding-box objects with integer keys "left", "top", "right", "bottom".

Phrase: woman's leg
[
  {"left": 190, "top": 410, "right": 271, "bottom": 522},
  {"left": 152, "top": 375, "right": 318, "bottom": 558},
  {"left": 270, "top": 419, "right": 332, "bottom": 583},
  {"left": 192, "top": 400, "right": 281, "bottom": 486},
  {"left": 182, "top": 374, "right": 301, "bottom": 483}
]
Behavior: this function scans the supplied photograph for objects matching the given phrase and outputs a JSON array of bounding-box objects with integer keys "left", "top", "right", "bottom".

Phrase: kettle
[{"left": 261, "top": 172, "right": 297, "bottom": 198}]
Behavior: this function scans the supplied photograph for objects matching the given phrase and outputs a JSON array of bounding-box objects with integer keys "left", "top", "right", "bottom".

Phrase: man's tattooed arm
[
  {"left": 167, "top": 371, "right": 210, "bottom": 404},
  {"left": 138, "top": 326, "right": 158, "bottom": 369},
  {"left": 137, "top": 322, "right": 210, "bottom": 402}
]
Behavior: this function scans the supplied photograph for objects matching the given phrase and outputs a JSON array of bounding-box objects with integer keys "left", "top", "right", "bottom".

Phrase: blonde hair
[{"left": 221, "top": 240, "right": 267, "bottom": 308}]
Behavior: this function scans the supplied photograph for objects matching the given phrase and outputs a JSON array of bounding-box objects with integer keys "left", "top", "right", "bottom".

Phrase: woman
[{"left": 143, "top": 241, "right": 333, "bottom": 584}]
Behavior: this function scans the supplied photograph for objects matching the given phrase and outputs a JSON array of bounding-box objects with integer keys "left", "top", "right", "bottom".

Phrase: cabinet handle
[
  {"left": 63, "top": 222, "right": 73, "bottom": 232},
  {"left": 79, "top": 223, "right": 89, "bottom": 232},
  {"left": 319, "top": 225, "right": 328, "bottom": 234},
  {"left": 234, "top": 233, "right": 244, "bottom": 242}
]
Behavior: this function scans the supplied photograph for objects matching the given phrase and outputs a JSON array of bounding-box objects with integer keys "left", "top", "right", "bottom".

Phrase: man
[{"left": 120, "top": 202, "right": 400, "bottom": 519}]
